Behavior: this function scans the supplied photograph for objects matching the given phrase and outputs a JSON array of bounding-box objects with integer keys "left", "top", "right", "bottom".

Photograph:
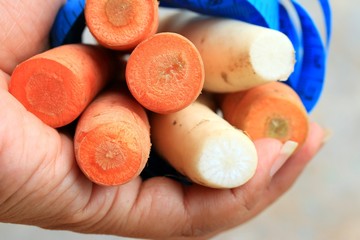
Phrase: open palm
[{"left": 0, "top": 1, "right": 325, "bottom": 239}]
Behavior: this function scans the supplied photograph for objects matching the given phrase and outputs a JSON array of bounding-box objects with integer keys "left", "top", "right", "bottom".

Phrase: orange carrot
[
  {"left": 125, "top": 32, "right": 205, "bottom": 114},
  {"left": 74, "top": 89, "right": 151, "bottom": 186},
  {"left": 9, "top": 44, "right": 114, "bottom": 128},
  {"left": 85, "top": 0, "right": 159, "bottom": 50},
  {"left": 220, "top": 81, "right": 309, "bottom": 148}
]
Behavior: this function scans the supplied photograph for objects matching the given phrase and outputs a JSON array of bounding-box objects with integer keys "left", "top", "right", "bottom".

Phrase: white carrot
[
  {"left": 158, "top": 8, "right": 295, "bottom": 92},
  {"left": 150, "top": 98, "right": 258, "bottom": 189}
]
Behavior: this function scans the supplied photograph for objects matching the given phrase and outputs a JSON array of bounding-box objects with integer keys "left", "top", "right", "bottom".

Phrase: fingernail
[
  {"left": 270, "top": 141, "right": 299, "bottom": 177},
  {"left": 322, "top": 128, "right": 332, "bottom": 145}
]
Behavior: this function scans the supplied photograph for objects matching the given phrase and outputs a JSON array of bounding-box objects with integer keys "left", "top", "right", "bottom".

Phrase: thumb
[{"left": 0, "top": 0, "right": 66, "bottom": 74}]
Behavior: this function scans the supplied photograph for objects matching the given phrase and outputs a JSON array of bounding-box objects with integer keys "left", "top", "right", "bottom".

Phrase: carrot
[
  {"left": 74, "top": 89, "right": 151, "bottom": 186},
  {"left": 125, "top": 32, "right": 205, "bottom": 114},
  {"left": 219, "top": 81, "right": 309, "bottom": 148},
  {"left": 9, "top": 44, "right": 114, "bottom": 128},
  {"left": 85, "top": 0, "right": 159, "bottom": 50},
  {"left": 158, "top": 8, "right": 295, "bottom": 92},
  {"left": 150, "top": 99, "right": 258, "bottom": 189}
]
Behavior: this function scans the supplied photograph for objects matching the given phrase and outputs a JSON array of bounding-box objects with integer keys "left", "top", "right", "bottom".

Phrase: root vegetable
[
  {"left": 158, "top": 8, "right": 295, "bottom": 92},
  {"left": 220, "top": 81, "right": 309, "bottom": 148},
  {"left": 125, "top": 32, "right": 205, "bottom": 114},
  {"left": 150, "top": 99, "right": 258, "bottom": 189},
  {"left": 74, "top": 90, "right": 151, "bottom": 186},
  {"left": 85, "top": 0, "right": 159, "bottom": 50},
  {"left": 9, "top": 44, "right": 114, "bottom": 128}
]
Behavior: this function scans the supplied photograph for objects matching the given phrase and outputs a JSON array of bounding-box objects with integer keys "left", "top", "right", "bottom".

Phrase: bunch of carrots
[{"left": 8, "top": 0, "right": 309, "bottom": 189}]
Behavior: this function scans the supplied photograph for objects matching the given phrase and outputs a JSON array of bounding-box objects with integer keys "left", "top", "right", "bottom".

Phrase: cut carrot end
[
  {"left": 74, "top": 90, "right": 151, "bottom": 186},
  {"left": 9, "top": 58, "right": 74, "bottom": 127},
  {"left": 9, "top": 44, "right": 113, "bottom": 128},
  {"left": 85, "top": 0, "right": 159, "bottom": 50},
  {"left": 235, "top": 97, "right": 308, "bottom": 144},
  {"left": 126, "top": 32, "right": 205, "bottom": 114},
  {"left": 76, "top": 122, "right": 147, "bottom": 186},
  {"left": 221, "top": 82, "right": 309, "bottom": 147}
]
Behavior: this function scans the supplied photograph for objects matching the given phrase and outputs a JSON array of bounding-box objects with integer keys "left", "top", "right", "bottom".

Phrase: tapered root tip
[{"left": 196, "top": 132, "right": 258, "bottom": 188}]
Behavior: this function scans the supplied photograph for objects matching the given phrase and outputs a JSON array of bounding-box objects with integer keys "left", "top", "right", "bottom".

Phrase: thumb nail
[{"left": 270, "top": 140, "right": 299, "bottom": 177}]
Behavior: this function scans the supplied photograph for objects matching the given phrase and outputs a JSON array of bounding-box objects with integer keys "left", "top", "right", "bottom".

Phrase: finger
[
  {"left": 269, "top": 140, "right": 299, "bottom": 177},
  {"left": 180, "top": 139, "right": 284, "bottom": 237},
  {"left": 118, "top": 125, "right": 324, "bottom": 238},
  {"left": 0, "top": 68, "right": 91, "bottom": 227},
  {"left": 16, "top": 135, "right": 288, "bottom": 239},
  {"left": 0, "top": 0, "right": 65, "bottom": 74},
  {"left": 179, "top": 123, "right": 324, "bottom": 236},
  {"left": 251, "top": 122, "right": 326, "bottom": 213},
  {"left": 114, "top": 139, "right": 283, "bottom": 239},
  {"left": 269, "top": 122, "right": 326, "bottom": 194},
  {"left": 202, "top": 122, "right": 326, "bottom": 236},
  {"left": 0, "top": 70, "right": 10, "bottom": 90}
]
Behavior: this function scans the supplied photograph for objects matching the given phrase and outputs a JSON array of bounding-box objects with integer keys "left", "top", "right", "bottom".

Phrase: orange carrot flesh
[
  {"left": 9, "top": 44, "right": 114, "bottom": 128},
  {"left": 220, "top": 82, "right": 309, "bottom": 147},
  {"left": 125, "top": 32, "right": 205, "bottom": 114},
  {"left": 74, "top": 90, "right": 151, "bottom": 186},
  {"left": 85, "top": 0, "right": 159, "bottom": 50}
]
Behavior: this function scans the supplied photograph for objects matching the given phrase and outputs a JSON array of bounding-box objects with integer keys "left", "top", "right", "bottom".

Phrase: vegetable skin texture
[
  {"left": 150, "top": 100, "right": 258, "bottom": 189},
  {"left": 220, "top": 81, "right": 309, "bottom": 148},
  {"left": 85, "top": 0, "right": 159, "bottom": 50},
  {"left": 74, "top": 90, "right": 151, "bottom": 186},
  {"left": 9, "top": 44, "right": 113, "bottom": 128},
  {"left": 158, "top": 8, "right": 295, "bottom": 92},
  {"left": 126, "top": 32, "right": 205, "bottom": 114}
]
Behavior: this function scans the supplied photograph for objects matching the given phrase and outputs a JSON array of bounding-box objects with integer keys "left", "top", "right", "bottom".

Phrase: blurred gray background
[{"left": 1, "top": 0, "right": 359, "bottom": 239}]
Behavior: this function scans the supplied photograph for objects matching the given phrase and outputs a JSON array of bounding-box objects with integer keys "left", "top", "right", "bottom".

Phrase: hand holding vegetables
[{"left": 0, "top": 0, "right": 327, "bottom": 239}]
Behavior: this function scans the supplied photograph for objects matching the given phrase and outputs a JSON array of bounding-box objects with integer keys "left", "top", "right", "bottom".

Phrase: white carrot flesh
[{"left": 150, "top": 99, "right": 258, "bottom": 188}]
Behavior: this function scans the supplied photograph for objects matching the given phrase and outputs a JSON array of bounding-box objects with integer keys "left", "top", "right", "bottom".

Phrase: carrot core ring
[
  {"left": 221, "top": 82, "right": 309, "bottom": 146},
  {"left": 266, "top": 117, "right": 289, "bottom": 139},
  {"left": 26, "top": 71, "right": 67, "bottom": 116},
  {"left": 105, "top": 0, "right": 132, "bottom": 27},
  {"left": 77, "top": 122, "right": 143, "bottom": 185}
]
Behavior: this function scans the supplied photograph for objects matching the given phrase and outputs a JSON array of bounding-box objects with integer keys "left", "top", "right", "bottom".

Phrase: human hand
[{"left": 0, "top": 1, "right": 326, "bottom": 239}]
